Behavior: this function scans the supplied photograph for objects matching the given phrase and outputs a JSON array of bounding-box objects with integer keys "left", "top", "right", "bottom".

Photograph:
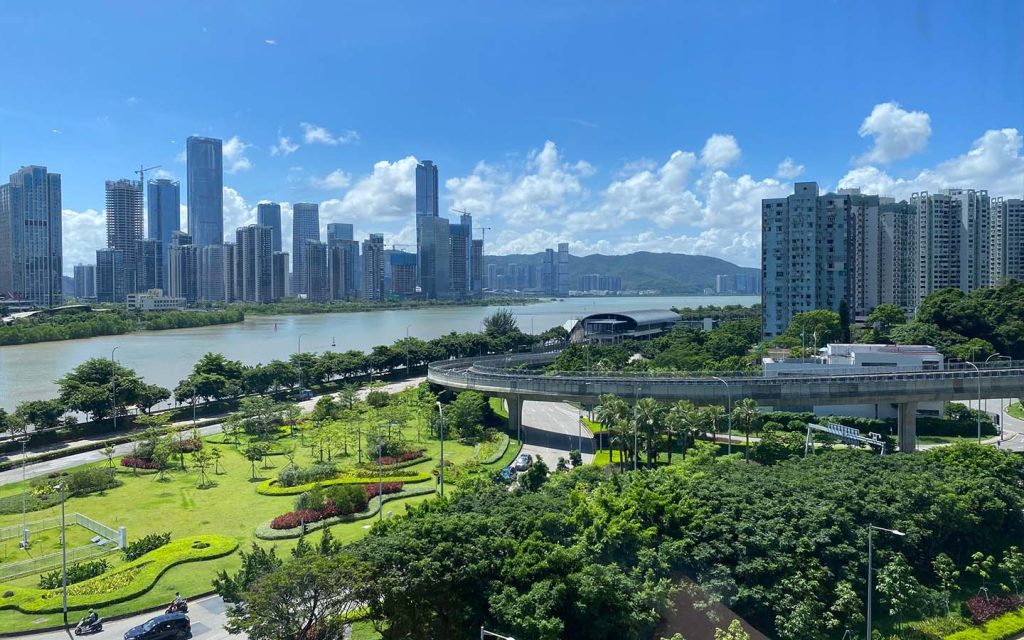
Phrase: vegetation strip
[{"left": 254, "top": 487, "right": 437, "bottom": 539}]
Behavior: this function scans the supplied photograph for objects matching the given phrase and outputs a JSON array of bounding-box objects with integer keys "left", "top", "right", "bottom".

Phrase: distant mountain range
[{"left": 484, "top": 251, "right": 759, "bottom": 294}]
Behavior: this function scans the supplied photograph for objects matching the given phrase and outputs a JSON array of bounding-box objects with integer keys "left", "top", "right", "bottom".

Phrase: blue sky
[{"left": 1, "top": 1, "right": 1022, "bottom": 274}]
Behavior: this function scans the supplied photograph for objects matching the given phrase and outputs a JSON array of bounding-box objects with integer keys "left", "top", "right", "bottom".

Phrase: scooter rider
[{"left": 85, "top": 609, "right": 99, "bottom": 625}]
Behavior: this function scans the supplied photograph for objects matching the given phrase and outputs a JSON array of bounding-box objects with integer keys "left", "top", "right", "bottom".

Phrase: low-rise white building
[
  {"left": 126, "top": 289, "right": 187, "bottom": 312},
  {"left": 763, "top": 343, "right": 945, "bottom": 419}
]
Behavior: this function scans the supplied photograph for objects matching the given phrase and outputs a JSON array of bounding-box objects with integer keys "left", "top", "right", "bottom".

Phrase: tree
[
  {"left": 238, "top": 396, "right": 284, "bottom": 440},
  {"left": 135, "top": 384, "right": 171, "bottom": 414},
  {"left": 58, "top": 357, "right": 145, "bottom": 421},
  {"left": 667, "top": 400, "right": 699, "bottom": 462},
  {"left": 783, "top": 309, "right": 842, "bottom": 349},
  {"left": 446, "top": 392, "right": 486, "bottom": 440},
  {"left": 518, "top": 458, "right": 549, "bottom": 491},
  {"left": 702, "top": 404, "right": 726, "bottom": 444},
  {"left": 101, "top": 443, "right": 117, "bottom": 468},
  {"left": 731, "top": 398, "right": 760, "bottom": 462},
  {"left": 484, "top": 309, "right": 519, "bottom": 337},
  {"left": 867, "top": 304, "right": 907, "bottom": 337},
  {"left": 176, "top": 352, "right": 245, "bottom": 403},
  {"left": 1000, "top": 546, "right": 1024, "bottom": 595},
  {"left": 214, "top": 543, "right": 283, "bottom": 604},
  {"left": 337, "top": 383, "right": 360, "bottom": 411},
  {"left": 14, "top": 399, "right": 66, "bottom": 431},
  {"left": 876, "top": 553, "right": 927, "bottom": 630},
  {"left": 595, "top": 394, "right": 629, "bottom": 470},
  {"left": 211, "top": 446, "right": 223, "bottom": 474},
  {"left": 714, "top": 621, "right": 750, "bottom": 640},
  {"left": 932, "top": 553, "right": 959, "bottom": 614},
  {"left": 633, "top": 397, "right": 665, "bottom": 468},
  {"left": 224, "top": 554, "right": 365, "bottom": 640},
  {"left": 192, "top": 447, "right": 213, "bottom": 488},
  {"left": 151, "top": 441, "right": 172, "bottom": 481},
  {"left": 244, "top": 443, "right": 265, "bottom": 479}
]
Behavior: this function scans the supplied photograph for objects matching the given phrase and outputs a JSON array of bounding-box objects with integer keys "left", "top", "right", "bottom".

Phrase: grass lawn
[
  {"left": 0, "top": 389, "right": 513, "bottom": 633},
  {"left": 1008, "top": 402, "right": 1024, "bottom": 421},
  {"left": 350, "top": 620, "right": 382, "bottom": 639}
]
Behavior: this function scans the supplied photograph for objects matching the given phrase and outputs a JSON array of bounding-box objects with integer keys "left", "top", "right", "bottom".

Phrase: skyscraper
[
  {"left": 390, "top": 252, "right": 417, "bottom": 296},
  {"left": 256, "top": 202, "right": 283, "bottom": 253},
  {"left": 541, "top": 249, "right": 555, "bottom": 294},
  {"left": 167, "top": 231, "right": 197, "bottom": 305},
  {"left": 326, "top": 223, "right": 354, "bottom": 243},
  {"left": 448, "top": 213, "right": 473, "bottom": 297},
  {"left": 147, "top": 179, "right": 179, "bottom": 275},
  {"left": 105, "top": 178, "right": 144, "bottom": 294},
  {"left": 134, "top": 238, "right": 164, "bottom": 292},
  {"left": 911, "top": 191, "right": 962, "bottom": 306},
  {"left": 471, "top": 239, "right": 483, "bottom": 294},
  {"left": 186, "top": 136, "right": 223, "bottom": 251},
  {"left": 304, "top": 240, "right": 329, "bottom": 302},
  {"left": 556, "top": 243, "right": 570, "bottom": 296},
  {"left": 0, "top": 166, "right": 63, "bottom": 306},
  {"left": 200, "top": 244, "right": 229, "bottom": 302},
  {"left": 236, "top": 224, "right": 274, "bottom": 302},
  {"left": 95, "top": 248, "right": 127, "bottom": 303},
  {"left": 361, "top": 233, "right": 385, "bottom": 301},
  {"left": 329, "top": 238, "right": 359, "bottom": 300},
  {"left": 417, "top": 215, "right": 450, "bottom": 299},
  {"left": 272, "top": 252, "right": 289, "bottom": 301},
  {"left": 416, "top": 161, "right": 439, "bottom": 218},
  {"left": 991, "top": 198, "right": 1024, "bottom": 285},
  {"left": 73, "top": 264, "right": 96, "bottom": 300},
  {"left": 291, "top": 203, "right": 320, "bottom": 296}
]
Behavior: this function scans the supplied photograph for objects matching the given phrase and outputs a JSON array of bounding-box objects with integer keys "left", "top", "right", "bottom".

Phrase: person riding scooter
[
  {"left": 74, "top": 609, "right": 102, "bottom": 635},
  {"left": 166, "top": 592, "right": 188, "bottom": 614}
]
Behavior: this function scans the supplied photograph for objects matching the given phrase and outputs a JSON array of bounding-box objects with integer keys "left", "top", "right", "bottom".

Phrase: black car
[{"left": 124, "top": 613, "right": 191, "bottom": 640}]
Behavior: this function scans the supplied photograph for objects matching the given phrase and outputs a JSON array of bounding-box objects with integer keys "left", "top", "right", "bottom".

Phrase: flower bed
[
  {"left": 270, "top": 483, "right": 404, "bottom": 529},
  {"left": 947, "top": 607, "right": 1024, "bottom": 640},
  {"left": 375, "top": 450, "right": 424, "bottom": 466},
  {"left": 168, "top": 437, "right": 203, "bottom": 454},
  {"left": 255, "top": 486, "right": 437, "bottom": 540},
  {"left": 121, "top": 456, "right": 160, "bottom": 470},
  {"left": 256, "top": 471, "right": 431, "bottom": 496},
  {"left": 0, "top": 535, "right": 237, "bottom": 613},
  {"left": 969, "top": 595, "right": 1024, "bottom": 623}
]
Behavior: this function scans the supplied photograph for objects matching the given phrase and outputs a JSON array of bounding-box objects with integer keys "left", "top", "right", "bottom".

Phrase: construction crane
[
  {"left": 390, "top": 243, "right": 415, "bottom": 252},
  {"left": 450, "top": 207, "right": 491, "bottom": 251},
  {"left": 135, "top": 164, "right": 162, "bottom": 184}
]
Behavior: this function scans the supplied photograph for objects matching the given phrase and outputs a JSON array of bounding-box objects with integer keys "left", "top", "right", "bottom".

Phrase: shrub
[
  {"left": 256, "top": 471, "right": 432, "bottom": 495},
  {"left": 375, "top": 450, "right": 424, "bottom": 466},
  {"left": 271, "top": 509, "right": 324, "bottom": 530},
  {"left": 272, "top": 483, "right": 403, "bottom": 530},
  {"left": 122, "top": 532, "right": 171, "bottom": 562},
  {"left": 903, "top": 615, "right": 969, "bottom": 640},
  {"left": 167, "top": 437, "right": 203, "bottom": 454},
  {"left": 278, "top": 462, "right": 338, "bottom": 487},
  {"left": 967, "top": 595, "right": 1024, "bottom": 623},
  {"left": 121, "top": 456, "right": 160, "bottom": 470},
  {"left": 946, "top": 609, "right": 1024, "bottom": 640},
  {"left": 366, "top": 390, "right": 390, "bottom": 408},
  {"left": 365, "top": 482, "right": 404, "bottom": 499},
  {"left": 39, "top": 559, "right": 109, "bottom": 590},
  {"left": 65, "top": 467, "right": 119, "bottom": 495}
]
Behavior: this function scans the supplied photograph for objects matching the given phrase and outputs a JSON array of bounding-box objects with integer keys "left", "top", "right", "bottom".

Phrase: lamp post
[
  {"left": 481, "top": 627, "right": 517, "bottom": 640},
  {"left": 17, "top": 436, "right": 28, "bottom": 544},
  {"left": 963, "top": 361, "right": 982, "bottom": 443},
  {"left": 712, "top": 376, "right": 733, "bottom": 455},
  {"left": 57, "top": 482, "right": 69, "bottom": 631},
  {"left": 110, "top": 346, "right": 120, "bottom": 431},
  {"left": 435, "top": 401, "right": 446, "bottom": 498},
  {"left": 866, "top": 525, "right": 906, "bottom": 640},
  {"left": 986, "top": 354, "right": 1012, "bottom": 446}
]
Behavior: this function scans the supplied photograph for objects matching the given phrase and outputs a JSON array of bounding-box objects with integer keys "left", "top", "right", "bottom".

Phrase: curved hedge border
[
  {"left": 254, "top": 486, "right": 437, "bottom": 540},
  {"left": 354, "top": 455, "right": 433, "bottom": 476},
  {"left": 479, "top": 434, "right": 511, "bottom": 466},
  {"left": 946, "top": 608, "right": 1024, "bottom": 640},
  {"left": 256, "top": 471, "right": 431, "bottom": 496},
  {"left": 0, "top": 535, "right": 237, "bottom": 614}
]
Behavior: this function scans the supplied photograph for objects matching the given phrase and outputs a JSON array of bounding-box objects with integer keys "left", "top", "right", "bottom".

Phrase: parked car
[
  {"left": 123, "top": 613, "right": 191, "bottom": 640},
  {"left": 513, "top": 453, "right": 533, "bottom": 472},
  {"left": 297, "top": 388, "right": 313, "bottom": 401},
  {"left": 496, "top": 466, "right": 516, "bottom": 483}
]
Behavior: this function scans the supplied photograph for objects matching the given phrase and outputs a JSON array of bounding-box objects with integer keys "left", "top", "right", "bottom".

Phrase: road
[
  {"left": 518, "top": 400, "right": 595, "bottom": 469},
  {"left": 959, "top": 397, "right": 1024, "bottom": 452}
]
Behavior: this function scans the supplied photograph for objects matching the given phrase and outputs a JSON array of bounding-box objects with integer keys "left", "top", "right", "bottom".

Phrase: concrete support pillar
[
  {"left": 898, "top": 402, "right": 918, "bottom": 454},
  {"left": 507, "top": 396, "right": 523, "bottom": 436}
]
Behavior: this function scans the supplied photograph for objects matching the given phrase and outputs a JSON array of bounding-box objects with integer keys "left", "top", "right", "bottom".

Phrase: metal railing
[
  {"left": 0, "top": 515, "right": 62, "bottom": 543},
  {"left": 0, "top": 540, "right": 114, "bottom": 582}
]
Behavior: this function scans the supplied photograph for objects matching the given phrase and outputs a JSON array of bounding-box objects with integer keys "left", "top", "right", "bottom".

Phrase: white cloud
[
  {"left": 320, "top": 156, "right": 418, "bottom": 222},
  {"left": 51, "top": 129, "right": 61, "bottom": 135},
  {"left": 61, "top": 208, "right": 106, "bottom": 272},
  {"left": 700, "top": 134, "right": 741, "bottom": 169},
  {"left": 300, "top": 122, "right": 359, "bottom": 146},
  {"left": 839, "top": 127, "right": 1024, "bottom": 199},
  {"left": 775, "top": 157, "right": 804, "bottom": 180},
  {"left": 264, "top": 39, "right": 277, "bottom": 46},
  {"left": 310, "top": 169, "right": 352, "bottom": 190},
  {"left": 856, "top": 101, "right": 931, "bottom": 164},
  {"left": 270, "top": 136, "right": 299, "bottom": 157},
  {"left": 223, "top": 136, "right": 253, "bottom": 173}
]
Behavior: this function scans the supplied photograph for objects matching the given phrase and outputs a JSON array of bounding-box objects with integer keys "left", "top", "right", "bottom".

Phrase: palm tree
[
  {"left": 633, "top": 398, "right": 663, "bottom": 468},
  {"left": 667, "top": 400, "right": 698, "bottom": 461},
  {"left": 703, "top": 405, "right": 726, "bottom": 445},
  {"left": 594, "top": 394, "right": 627, "bottom": 464},
  {"left": 731, "top": 398, "right": 760, "bottom": 462}
]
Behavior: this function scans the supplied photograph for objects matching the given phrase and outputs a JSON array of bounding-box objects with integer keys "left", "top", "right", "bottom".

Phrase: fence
[{"left": 0, "top": 512, "right": 126, "bottom": 582}]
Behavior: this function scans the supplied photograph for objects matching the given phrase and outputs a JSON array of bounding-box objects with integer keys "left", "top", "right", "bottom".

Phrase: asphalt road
[{"left": 518, "top": 400, "right": 595, "bottom": 469}]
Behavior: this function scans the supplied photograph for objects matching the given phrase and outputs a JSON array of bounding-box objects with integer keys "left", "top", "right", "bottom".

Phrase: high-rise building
[
  {"left": 991, "top": 198, "right": 1024, "bottom": 284},
  {"left": 541, "top": 249, "right": 556, "bottom": 294},
  {"left": 327, "top": 223, "right": 354, "bottom": 243},
  {"left": 449, "top": 213, "right": 472, "bottom": 296},
  {"left": 761, "top": 182, "right": 852, "bottom": 340},
  {"left": 304, "top": 240, "right": 329, "bottom": 302},
  {"left": 236, "top": 224, "right": 274, "bottom": 303},
  {"left": 147, "top": 179, "right": 179, "bottom": 276},
  {"left": 0, "top": 166, "right": 63, "bottom": 306},
  {"left": 105, "top": 178, "right": 144, "bottom": 294},
  {"left": 256, "top": 202, "right": 283, "bottom": 253},
  {"left": 471, "top": 239, "right": 483, "bottom": 294},
  {"left": 486, "top": 263, "right": 497, "bottom": 290},
  {"left": 417, "top": 215, "right": 450, "bottom": 299},
  {"left": 186, "top": 136, "right": 223, "bottom": 251},
  {"left": 200, "top": 244, "right": 229, "bottom": 302},
  {"left": 328, "top": 238, "right": 359, "bottom": 300},
  {"left": 291, "top": 203, "right": 320, "bottom": 296},
  {"left": 361, "top": 233, "right": 385, "bottom": 301},
  {"left": 134, "top": 238, "right": 164, "bottom": 292},
  {"left": 416, "top": 161, "right": 439, "bottom": 218},
  {"left": 167, "top": 231, "right": 197, "bottom": 305},
  {"left": 95, "top": 248, "right": 127, "bottom": 303},
  {"left": 911, "top": 191, "right": 963, "bottom": 306},
  {"left": 945, "top": 188, "right": 992, "bottom": 291},
  {"left": 845, "top": 191, "right": 917, "bottom": 317},
  {"left": 272, "top": 251, "right": 289, "bottom": 301},
  {"left": 556, "top": 243, "right": 570, "bottom": 296},
  {"left": 390, "top": 252, "right": 417, "bottom": 296},
  {"left": 223, "top": 242, "right": 237, "bottom": 302},
  {"left": 74, "top": 264, "right": 96, "bottom": 300}
]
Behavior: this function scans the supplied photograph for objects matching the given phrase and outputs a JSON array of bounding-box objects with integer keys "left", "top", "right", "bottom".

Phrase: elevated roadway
[{"left": 429, "top": 352, "right": 1024, "bottom": 453}]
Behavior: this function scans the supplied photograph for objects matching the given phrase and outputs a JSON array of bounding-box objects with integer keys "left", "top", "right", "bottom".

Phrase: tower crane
[
  {"left": 450, "top": 207, "right": 491, "bottom": 250},
  {"left": 135, "top": 164, "right": 162, "bottom": 184}
]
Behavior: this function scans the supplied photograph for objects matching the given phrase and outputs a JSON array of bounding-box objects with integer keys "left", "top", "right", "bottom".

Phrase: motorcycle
[
  {"left": 166, "top": 600, "right": 189, "bottom": 614},
  {"left": 74, "top": 615, "right": 103, "bottom": 635}
]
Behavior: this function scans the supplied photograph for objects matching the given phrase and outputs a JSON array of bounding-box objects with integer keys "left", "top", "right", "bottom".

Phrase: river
[{"left": 0, "top": 295, "right": 758, "bottom": 410}]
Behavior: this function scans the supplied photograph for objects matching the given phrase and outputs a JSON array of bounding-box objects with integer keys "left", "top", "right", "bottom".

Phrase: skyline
[{"left": 0, "top": 1, "right": 1021, "bottom": 275}]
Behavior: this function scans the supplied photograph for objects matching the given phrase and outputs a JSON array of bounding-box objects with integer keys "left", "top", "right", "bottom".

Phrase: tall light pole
[
  {"left": 57, "top": 482, "right": 69, "bottom": 631},
  {"left": 18, "top": 436, "right": 28, "bottom": 545},
  {"left": 713, "top": 376, "right": 733, "bottom": 455},
  {"left": 963, "top": 361, "right": 982, "bottom": 443},
  {"left": 866, "top": 525, "right": 906, "bottom": 640},
  {"left": 480, "top": 627, "right": 517, "bottom": 640},
  {"left": 986, "top": 354, "right": 1012, "bottom": 446},
  {"left": 435, "top": 401, "right": 446, "bottom": 498},
  {"left": 110, "top": 346, "right": 120, "bottom": 431}
]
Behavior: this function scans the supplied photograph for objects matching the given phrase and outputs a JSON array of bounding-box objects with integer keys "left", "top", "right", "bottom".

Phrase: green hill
[{"left": 483, "top": 251, "right": 759, "bottom": 294}]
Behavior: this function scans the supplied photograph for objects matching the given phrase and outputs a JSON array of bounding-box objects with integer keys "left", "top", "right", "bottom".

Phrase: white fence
[{"left": 0, "top": 513, "right": 126, "bottom": 581}]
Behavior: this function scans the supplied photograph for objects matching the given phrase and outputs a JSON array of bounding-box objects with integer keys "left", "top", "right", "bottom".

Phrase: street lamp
[
  {"left": 481, "top": 627, "right": 517, "bottom": 640},
  {"left": 986, "top": 354, "right": 1012, "bottom": 446},
  {"left": 17, "top": 436, "right": 29, "bottom": 545},
  {"left": 56, "top": 482, "right": 69, "bottom": 631},
  {"left": 712, "top": 376, "right": 733, "bottom": 455},
  {"left": 435, "top": 401, "right": 446, "bottom": 498},
  {"left": 866, "top": 525, "right": 906, "bottom": 640},
  {"left": 962, "top": 361, "right": 982, "bottom": 444},
  {"left": 111, "top": 346, "right": 120, "bottom": 431}
]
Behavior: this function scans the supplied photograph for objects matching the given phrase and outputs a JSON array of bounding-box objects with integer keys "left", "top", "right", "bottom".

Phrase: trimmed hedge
[
  {"left": 356, "top": 454, "right": 432, "bottom": 475},
  {"left": 479, "top": 434, "right": 511, "bottom": 466},
  {"left": 271, "top": 483, "right": 404, "bottom": 529},
  {"left": 254, "top": 486, "right": 436, "bottom": 540},
  {"left": 256, "top": 471, "right": 431, "bottom": 496},
  {"left": 946, "top": 608, "right": 1024, "bottom": 640},
  {"left": 374, "top": 450, "right": 424, "bottom": 466},
  {"left": 0, "top": 535, "right": 237, "bottom": 613}
]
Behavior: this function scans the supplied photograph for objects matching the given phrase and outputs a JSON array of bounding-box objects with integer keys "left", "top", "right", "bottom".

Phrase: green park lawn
[
  {"left": 1008, "top": 401, "right": 1024, "bottom": 421},
  {"left": 0, "top": 390, "right": 515, "bottom": 633}
]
